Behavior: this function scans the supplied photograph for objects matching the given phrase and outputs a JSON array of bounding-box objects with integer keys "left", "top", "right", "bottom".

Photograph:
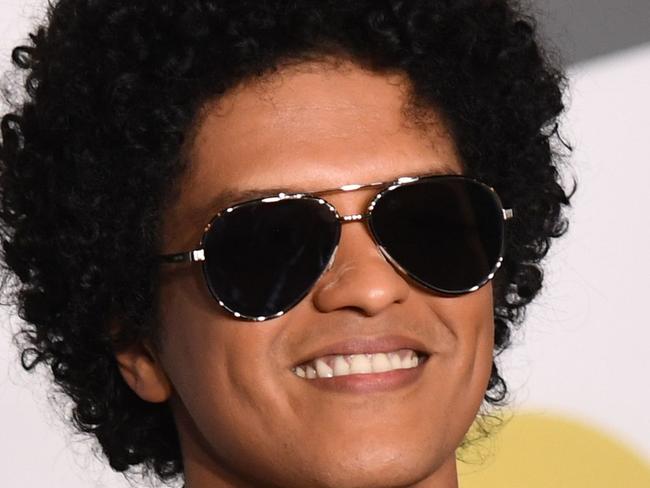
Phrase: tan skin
[{"left": 115, "top": 59, "right": 495, "bottom": 488}]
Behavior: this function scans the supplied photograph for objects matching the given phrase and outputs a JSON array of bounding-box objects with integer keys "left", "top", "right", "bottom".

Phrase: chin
[{"left": 288, "top": 440, "right": 446, "bottom": 488}]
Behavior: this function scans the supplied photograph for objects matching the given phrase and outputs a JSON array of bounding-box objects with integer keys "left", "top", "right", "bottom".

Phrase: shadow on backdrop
[{"left": 533, "top": 0, "right": 650, "bottom": 65}]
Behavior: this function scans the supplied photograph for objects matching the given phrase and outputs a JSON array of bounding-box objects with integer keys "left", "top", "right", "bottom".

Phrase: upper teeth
[{"left": 292, "top": 349, "right": 423, "bottom": 379}]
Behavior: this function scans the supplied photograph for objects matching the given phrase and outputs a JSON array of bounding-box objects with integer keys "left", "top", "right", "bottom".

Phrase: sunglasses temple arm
[{"left": 159, "top": 249, "right": 206, "bottom": 264}]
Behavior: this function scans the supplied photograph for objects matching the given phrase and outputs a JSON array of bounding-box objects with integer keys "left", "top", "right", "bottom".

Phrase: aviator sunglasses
[{"left": 161, "top": 174, "right": 514, "bottom": 321}]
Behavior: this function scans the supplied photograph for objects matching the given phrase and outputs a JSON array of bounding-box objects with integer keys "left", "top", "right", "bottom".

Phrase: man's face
[{"left": 154, "top": 61, "right": 494, "bottom": 487}]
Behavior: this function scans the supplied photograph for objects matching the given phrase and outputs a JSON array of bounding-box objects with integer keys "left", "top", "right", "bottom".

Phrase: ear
[{"left": 114, "top": 338, "right": 173, "bottom": 403}]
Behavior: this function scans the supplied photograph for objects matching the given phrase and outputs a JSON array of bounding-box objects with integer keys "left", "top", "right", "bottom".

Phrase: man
[{"left": 0, "top": 1, "right": 570, "bottom": 486}]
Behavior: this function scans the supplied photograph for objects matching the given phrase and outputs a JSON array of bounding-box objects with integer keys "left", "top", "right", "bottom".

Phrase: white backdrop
[
  {"left": 1, "top": 1, "right": 649, "bottom": 486},
  {"left": 500, "top": 42, "right": 650, "bottom": 460}
]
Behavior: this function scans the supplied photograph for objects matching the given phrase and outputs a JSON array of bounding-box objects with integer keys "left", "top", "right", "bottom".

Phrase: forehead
[
  {"left": 167, "top": 60, "right": 461, "bottom": 239},
  {"left": 190, "top": 62, "right": 457, "bottom": 179}
]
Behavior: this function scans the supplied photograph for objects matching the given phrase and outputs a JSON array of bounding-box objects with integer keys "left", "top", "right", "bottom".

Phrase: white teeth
[
  {"left": 388, "top": 352, "right": 402, "bottom": 370},
  {"left": 371, "top": 352, "right": 392, "bottom": 373},
  {"left": 293, "top": 349, "right": 425, "bottom": 379},
  {"left": 349, "top": 354, "right": 372, "bottom": 374},
  {"left": 333, "top": 355, "right": 350, "bottom": 377},
  {"left": 410, "top": 352, "right": 419, "bottom": 368},
  {"left": 306, "top": 365, "right": 317, "bottom": 379},
  {"left": 402, "top": 350, "right": 414, "bottom": 369},
  {"left": 315, "top": 358, "right": 333, "bottom": 378}
]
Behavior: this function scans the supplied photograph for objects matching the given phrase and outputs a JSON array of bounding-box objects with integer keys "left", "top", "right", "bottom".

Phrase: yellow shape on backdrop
[{"left": 458, "top": 412, "right": 650, "bottom": 488}]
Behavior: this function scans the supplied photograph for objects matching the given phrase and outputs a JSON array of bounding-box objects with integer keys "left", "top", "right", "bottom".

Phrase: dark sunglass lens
[
  {"left": 202, "top": 198, "right": 340, "bottom": 318},
  {"left": 369, "top": 177, "right": 504, "bottom": 293}
]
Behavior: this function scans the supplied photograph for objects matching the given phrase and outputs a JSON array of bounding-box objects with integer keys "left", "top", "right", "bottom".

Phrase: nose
[{"left": 311, "top": 220, "right": 410, "bottom": 316}]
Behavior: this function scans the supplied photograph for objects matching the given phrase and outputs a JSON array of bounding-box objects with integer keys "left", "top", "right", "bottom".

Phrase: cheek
[
  {"left": 155, "top": 269, "right": 304, "bottom": 473},
  {"left": 426, "top": 284, "right": 495, "bottom": 433}
]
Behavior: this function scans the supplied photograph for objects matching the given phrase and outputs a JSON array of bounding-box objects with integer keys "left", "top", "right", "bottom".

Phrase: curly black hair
[{"left": 0, "top": 0, "right": 571, "bottom": 481}]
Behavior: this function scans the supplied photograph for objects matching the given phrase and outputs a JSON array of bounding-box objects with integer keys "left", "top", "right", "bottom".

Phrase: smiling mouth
[{"left": 292, "top": 349, "right": 428, "bottom": 379}]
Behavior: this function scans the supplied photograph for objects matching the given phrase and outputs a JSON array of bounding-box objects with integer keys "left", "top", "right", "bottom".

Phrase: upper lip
[{"left": 293, "top": 334, "right": 431, "bottom": 367}]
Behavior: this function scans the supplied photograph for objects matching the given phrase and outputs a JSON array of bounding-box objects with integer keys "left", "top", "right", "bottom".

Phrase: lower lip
[{"left": 300, "top": 358, "right": 429, "bottom": 394}]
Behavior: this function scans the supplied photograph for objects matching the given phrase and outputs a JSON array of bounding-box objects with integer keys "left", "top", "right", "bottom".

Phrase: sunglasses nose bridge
[
  {"left": 331, "top": 212, "right": 385, "bottom": 268},
  {"left": 337, "top": 212, "right": 370, "bottom": 223}
]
